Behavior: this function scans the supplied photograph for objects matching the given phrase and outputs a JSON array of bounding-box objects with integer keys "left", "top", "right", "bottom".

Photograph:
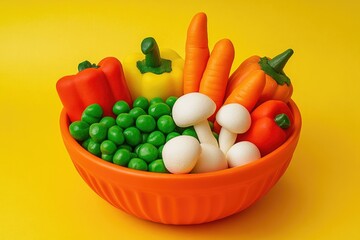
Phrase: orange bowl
[{"left": 59, "top": 100, "right": 302, "bottom": 225}]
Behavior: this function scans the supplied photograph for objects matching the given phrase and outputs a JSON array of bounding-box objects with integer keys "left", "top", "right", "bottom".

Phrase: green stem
[
  {"left": 274, "top": 113, "right": 290, "bottom": 129},
  {"left": 78, "top": 60, "right": 98, "bottom": 72},
  {"left": 258, "top": 49, "right": 294, "bottom": 86},
  {"left": 142, "top": 37, "right": 161, "bottom": 68},
  {"left": 137, "top": 37, "right": 172, "bottom": 75},
  {"left": 268, "top": 49, "right": 294, "bottom": 72}
]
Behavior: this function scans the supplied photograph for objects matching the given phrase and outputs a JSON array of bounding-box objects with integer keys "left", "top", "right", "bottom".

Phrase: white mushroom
[
  {"left": 162, "top": 135, "right": 201, "bottom": 174},
  {"left": 216, "top": 103, "right": 251, "bottom": 153},
  {"left": 226, "top": 141, "right": 261, "bottom": 168},
  {"left": 192, "top": 143, "right": 228, "bottom": 173},
  {"left": 172, "top": 92, "right": 218, "bottom": 146}
]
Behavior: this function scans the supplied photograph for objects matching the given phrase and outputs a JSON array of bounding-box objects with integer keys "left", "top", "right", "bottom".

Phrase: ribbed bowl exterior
[{"left": 60, "top": 100, "right": 301, "bottom": 225}]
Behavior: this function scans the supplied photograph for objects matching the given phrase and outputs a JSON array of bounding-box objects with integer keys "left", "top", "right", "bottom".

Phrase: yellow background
[{"left": 1, "top": 1, "right": 359, "bottom": 239}]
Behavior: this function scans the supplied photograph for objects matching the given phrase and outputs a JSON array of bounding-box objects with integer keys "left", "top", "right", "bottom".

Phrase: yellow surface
[{"left": 1, "top": 1, "right": 359, "bottom": 239}]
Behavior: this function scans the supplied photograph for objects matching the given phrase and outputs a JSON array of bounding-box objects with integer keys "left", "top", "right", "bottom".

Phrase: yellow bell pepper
[{"left": 123, "top": 37, "right": 184, "bottom": 100}]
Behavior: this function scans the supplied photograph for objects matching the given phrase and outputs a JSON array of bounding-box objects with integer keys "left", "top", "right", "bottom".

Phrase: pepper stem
[
  {"left": 137, "top": 37, "right": 172, "bottom": 75},
  {"left": 142, "top": 37, "right": 161, "bottom": 68},
  {"left": 268, "top": 49, "right": 294, "bottom": 73},
  {"left": 258, "top": 49, "right": 294, "bottom": 86},
  {"left": 274, "top": 113, "right": 291, "bottom": 129},
  {"left": 78, "top": 60, "right": 98, "bottom": 72}
]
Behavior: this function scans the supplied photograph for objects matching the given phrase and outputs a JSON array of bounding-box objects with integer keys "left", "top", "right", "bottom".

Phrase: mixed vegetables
[{"left": 57, "top": 12, "right": 295, "bottom": 174}]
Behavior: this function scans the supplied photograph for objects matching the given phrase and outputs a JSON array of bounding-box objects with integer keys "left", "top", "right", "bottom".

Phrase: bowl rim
[{"left": 60, "top": 99, "right": 302, "bottom": 181}]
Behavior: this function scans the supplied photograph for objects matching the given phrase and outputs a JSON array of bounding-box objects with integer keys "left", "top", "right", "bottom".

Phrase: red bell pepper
[
  {"left": 236, "top": 100, "right": 294, "bottom": 156},
  {"left": 56, "top": 57, "right": 132, "bottom": 122}
]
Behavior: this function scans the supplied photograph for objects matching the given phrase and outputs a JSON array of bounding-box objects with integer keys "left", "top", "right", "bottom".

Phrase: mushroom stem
[
  {"left": 192, "top": 143, "right": 227, "bottom": 173},
  {"left": 193, "top": 121, "right": 218, "bottom": 147},
  {"left": 218, "top": 128, "right": 236, "bottom": 154}
]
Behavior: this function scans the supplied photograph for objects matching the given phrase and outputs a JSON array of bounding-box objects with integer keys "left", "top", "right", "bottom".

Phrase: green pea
[
  {"left": 82, "top": 138, "right": 91, "bottom": 149},
  {"left": 89, "top": 123, "right": 107, "bottom": 143},
  {"left": 149, "top": 97, "right": 164, "bottom": 106},
  {"left": 132, "top": 96, "right": 149, "bottom": 111},
  {"left": 107, "top": 125, "right": 124, "bottom": 145},
  {"left": 147, "top": 131, "right": 165, "bottom": 147},
  {"left": 138, "top": 143, "right": 158, "bottom": 163},
  {"left": 149, "top": 159, "right": 168, "bottom": 173},
  {"left": 100, "top": 116, "right": 116, "bottom": 129},
  {"left": 128, "top": 158, "right": 148, "bottom": 171},
  {"left": 123, "top": 127, "right": 142, "bottom": 146},
  {"left": 148, "top": 103, "right": 171, "bottom": 119},
  {"left": 113, "top": 148, "right": 131, "bottom": 166},
  {"left": 81, "top": 104, "right": 103, "bottom": 124},
  {"left": 136, "top": 115, "right": 156, "bottom": 133},
  {"left": 116, "top": 113, "right": 134, "bottom": 128},
  {"left": 113, "top": 100, "right": 130, "bottom": 115},
  {"left": 166, "top": 132, "right": 180, "bottom": 142},
  {"left": 100, "top": 140, "right": 117, "bottom": 155},
  {"left": 157, "top": 115, "right": 176, "bottom": 134},
  {"left": 87, "top": 139, "right": 101, "bottom": 156},
  {"left": 182, "top": 128, "right": 198, "bottom": 139},
  {"left": 69, "top": 121, "right": 89, "bottom": 141},
  {"left": 101, "top": 153, "right": 113, "bottom": 162},
  {"left": 158, "top": 145, "right": 164, "bottom": 158},
  {"left": 129, "top": 107, "right": 147, "bottom": 119},
  {"left": 165, "top": 96, "right": 177, "bottom": 109}
]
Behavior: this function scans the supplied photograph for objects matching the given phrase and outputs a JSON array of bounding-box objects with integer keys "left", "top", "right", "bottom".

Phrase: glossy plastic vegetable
[
  {"left": 162, "top": 135, "right": 201, "bottom": 174},
  {"left": 89, "top": 123, "right": 107, "bottom": 143},
  {"left": 226, "top": 49, "right": 294, "bottom": 104},
  {"left": 172, "top": 93, "right": 218, "bottom": 146},
  {"left": 132, "top": 96, "right": 150, "bottom": 111},
  {"left": 113, "top": 148, "right": 132, "bottom": 166},
  {"left": 148, "top": 159, "right": 168, "bottom": 173},
  {"left": 81, "top": 104, "right": 103, "bottom": 124},
  {"left": 192, "top": 143, "right": 227, "bottom": 173},
  {"left": 216, "top": 103, "right": 251, "bottom": 154},
  {"left": 56, "top": 57, "right": 132, "bottom": 122},
  {"left": 199, "top": 39, "right": 235, "bottom": 120},
  {"left": 113, "top": 100, "right": 130, "bottom": 115},
  {"left": 224, "top": 70, "right": 266, "bottom": 112},
  {"left": 136, "top": 115, "right": 156, "bottom": 132},
  {"left": 146, "top": 131, "right": 166, "bottom": 147},
  {"left": 69, "top": 121, "right": 89, "bottom": 141},
  {"left": 138, "top": 143, "right": 159, "bottom": 163},
  {"left": 128, "top": 158, "right": 148, "bottom": 171},
  {"left": 148, "top": 102, "right": 171, "bottom": 119},
  {"left": 157, "top": 115, "right": 176, "bottom": 134},
  {"left": 226, "top": 141, "right": 261, "bottom": 167},
  {"left": 237, "top": 100, "right": 294, "bottom": 156},
  {"left": 123, "top": 37, "right": 184, "bottom": 100},
  {"left": 183, "top": 12, "right": 209, "bottom": 94}
]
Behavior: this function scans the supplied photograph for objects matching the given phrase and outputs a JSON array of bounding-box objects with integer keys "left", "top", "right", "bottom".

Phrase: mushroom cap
[
  {"left": 162, "top": 135, "right": 201, "bottom": 174},
  {"left": 216, "top": 103, "right": 251, "bottom": 134},
  {"left": 172, "top": 92, "right": 216, "bottom": 127},
  {"left": 226, "top": 141, "right": 261, "bottom": 168}
]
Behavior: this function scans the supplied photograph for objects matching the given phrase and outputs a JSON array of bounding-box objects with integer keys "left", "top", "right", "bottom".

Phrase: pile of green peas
[{"left": 69, "top": 96, "right": 218, "bottom": 173}]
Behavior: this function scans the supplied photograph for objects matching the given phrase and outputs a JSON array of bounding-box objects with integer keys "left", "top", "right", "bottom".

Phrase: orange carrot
[
  {"left": 225, "top": 55, "right": 260, "bottom": 98},
  {"left": 183, "top": 12, "right": 210, "bottom": 94},
  {"left": 199, "top": 38, "right": 235, "bottom": 118},
  {"left": 224, "top": 70, "right": 266, "bottom": 112}
]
